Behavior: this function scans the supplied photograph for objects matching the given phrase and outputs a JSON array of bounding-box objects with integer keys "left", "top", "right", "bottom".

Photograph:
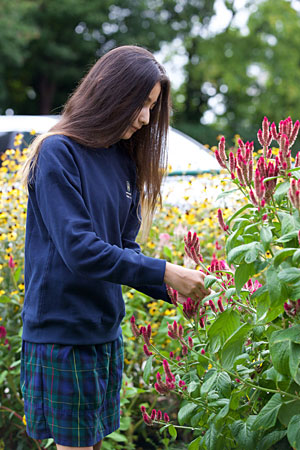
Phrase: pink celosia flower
[
  {"left": 159, "top": 233, "right": 171, "bottom": 247},
  {"left": 143, "top": 344, "right": 153, "bottom": 357},
  {"left": 0, "top": 326, "right": 7, "bottom": 339},
  {"left": 217, "top": 209, "right": 229, "bottom": 232},
  {"left": 143, "top": 413, "right": 153, "bottom": 426},
  {"left": 130, "top": 315, "right": 140, "bottom": 337},
  {"left": 8, "top": 256, "right": 15, "bottom": 269},
  {"left": 201, "top": 348, "right": 205, "bottom": 355},
  {"left": 164, "top": 413, "right": 170, "bottom": 422}
]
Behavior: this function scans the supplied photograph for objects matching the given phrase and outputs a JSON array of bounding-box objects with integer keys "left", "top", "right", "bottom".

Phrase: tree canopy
[{"left": 2, "top": 0, "right": 300, "bottom": 147}]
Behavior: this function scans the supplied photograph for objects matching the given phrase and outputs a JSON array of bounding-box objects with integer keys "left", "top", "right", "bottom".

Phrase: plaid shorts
[{"left": 20, "top": 335, "right": 124, "bottom": 447}]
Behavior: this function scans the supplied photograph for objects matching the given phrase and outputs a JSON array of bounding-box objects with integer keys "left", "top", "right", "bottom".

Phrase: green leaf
[
  {"left": 0, "top": 370, "right": 8, "bottom": 386},
  {"left": 0, "top": 295, "right": 11, "bottom": 303},
  {"left": 188, "top": 436, "right": 201, "bottom": 450},
  {"left": 278, "top": 267, "right": 300, "bottom": 283},
  {"left": 221, "top": 323, "right": 252, "bottom": 369},
  {"left": 178, "top": 403, "right": 199, "bottom": 425},
  {"left": 273, "top": 248, "right": 296, "bottom": 267},
  {"left": 216, "top": 188, "right": 239, "bottom": 200},
  {"left": 205, "top": 423, "right": 218, "bottom": 450},
  {"left": 215, "top": 372, "right": 232, "bottom": 398},
  {"left": 269, "top": 339, "right": 290, "bottom": 376},
  {"left": 278, "top": 400, "right": 300, "bottom": 427},
  {"left": 208, "top": 309, "right": 240, "bottom": 353},
  {"left": 204, "top": 275, "right": 218, "bottom": 289},
  {"left": 293, "top": 249, "right": 300, "bottom": 265},
  {"left": 200, "top": 370, "right": 218, "bottom": 396},
  {"left": 163, "top": 246, "right": 173, "bottom": 261},
  {"left": 13, "top": 266, "right": 22, "bottom": 283},
  {"left": 234, "top": 262, "right": 255, "bottom": 294},
  {"left": 267, "top": 266, "right": 282, "bottom": 307},
  {"left": 278, "top": 211, "right": 300, "bottom": 235},
  {"left": 287, "top": 414, "right": 300, "bottom": 450},
  {"left": 44, "top": 439, "right": 55, "bottom": 449},
  {"left": 276, "top": 230, "right": 299, "bottom": 243},
  {"left": 231, "top": 416, "right": 258, "bottom": 450},
  {"left": 227, "top": 204, "right": 253, "bottom": 225},
  {"left": 143, "top": 355, "right": 154, "bottom": 385},
  {"left": 271, "top": 325, "right": 300, "bottom": 344},
  {"left": 107, "top": 431, "right": 127, "bottom": 442},
  {"left": 289, "top": 342, "right": 300, "bottom": 379},
  {"left": 228, "top": 242, "right": 262, "bottom": 265},
  {"left": 256, "top": 430, "right": 287, "bottom": 450},
  {"left": 252, "top": 394, "right": 283, "bottom": 431},
  {"left": 168, "top": 424, "right": 177, "bottom": 440},
  {"left": 260, "top": 226, "right": 273, "bottom": 250},
  {"left": 274, "top": 181, "right": 290, "bottom": 203}
]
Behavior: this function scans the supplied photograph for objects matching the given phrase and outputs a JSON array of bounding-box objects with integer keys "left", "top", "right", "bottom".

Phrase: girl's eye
[{"left": 150, "top": 103, "right": 157, "bottom": 111}]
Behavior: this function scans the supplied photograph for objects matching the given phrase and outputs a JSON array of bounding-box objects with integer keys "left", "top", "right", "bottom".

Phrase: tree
[
  {"left": 1, "top": 0, "right": 215, "bottom": 115},
  {"left": 173, "top": 0, "right": 300, "bottom": 147}
]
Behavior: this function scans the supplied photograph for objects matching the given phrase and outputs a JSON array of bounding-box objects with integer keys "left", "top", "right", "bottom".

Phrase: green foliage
[{"left": 132, "top": 117, "right": 300, "bottom": 449}]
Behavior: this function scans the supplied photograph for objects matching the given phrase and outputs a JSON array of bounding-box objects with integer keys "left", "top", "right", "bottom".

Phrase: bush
[{"left": 131, "top": 117, "right": 300, "bottom": 450}]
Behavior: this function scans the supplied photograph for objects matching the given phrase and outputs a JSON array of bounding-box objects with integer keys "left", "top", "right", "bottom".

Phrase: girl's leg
[{"left": 56, "top": 441, "right": 102, "bottom": 450}]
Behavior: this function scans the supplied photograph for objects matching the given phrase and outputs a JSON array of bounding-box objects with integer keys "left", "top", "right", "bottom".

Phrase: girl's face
[{"left": 121, "top": 81, "right": 161, "bottom": 139}]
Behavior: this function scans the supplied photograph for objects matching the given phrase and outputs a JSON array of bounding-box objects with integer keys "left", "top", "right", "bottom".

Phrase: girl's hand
[{"left": 164, "top": 262, "right": 210, "bottom": 301}]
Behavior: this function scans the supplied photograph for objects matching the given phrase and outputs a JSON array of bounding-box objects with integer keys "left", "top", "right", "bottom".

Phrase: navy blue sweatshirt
[{"left": 22, "top": 135, "right": 170, "bottom": 345}]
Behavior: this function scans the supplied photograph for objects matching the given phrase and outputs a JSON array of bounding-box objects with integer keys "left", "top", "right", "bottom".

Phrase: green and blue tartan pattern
[{"left": 20, "top": 335, "right": 124, "bottom": 447}]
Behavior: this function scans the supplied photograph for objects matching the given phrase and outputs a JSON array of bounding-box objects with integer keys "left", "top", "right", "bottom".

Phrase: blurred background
[{"left": 2, "top": 0, "right": 300, "bottom": 147}]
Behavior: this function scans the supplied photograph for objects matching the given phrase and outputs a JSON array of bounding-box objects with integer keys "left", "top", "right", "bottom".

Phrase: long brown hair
[{"left": 22, "top": 45, "right": 171, "bottom": 234}]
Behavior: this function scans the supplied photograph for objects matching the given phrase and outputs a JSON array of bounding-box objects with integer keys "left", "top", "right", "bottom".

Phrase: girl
[{"left": 20, "top": 45, "right": 208, "bottom": 450}]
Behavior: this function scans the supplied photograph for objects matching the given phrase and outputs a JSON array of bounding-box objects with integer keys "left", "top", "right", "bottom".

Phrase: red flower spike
[
  {"left": 178, "top": 324, "right": 184, "bottom": 339},
  {"left": 163, "top": 360, "right": 174, "bottom": 381},
  {"left": 8, "top": 256, "right": 15, "bottom": 269},
  {"left": 143, "top": 344, "right": 153, "bottom": 357},
  {"left": 201, "top": 348, "right": 205, "bottom": 355},
  {"left": 147, "top": 324, "right": 152, "bottom": 340},
  {"left": 217, "top": 298, "right": 224, "bottom": 312},
  {"left": 150, "top": 409, "right": 156, "bottom": 420},
  {"left": 257, "top": 129, "right": 264, "bottom": 147},
  {"left": 188, "top": 336, "right": 194, "bottom": 349},
  {"left": 143, "top": 413, "right": 153, "bottom": 426},
  {"left": 169, "top": 351, "right": 174, "bottom": 359},
  {"left": 218, "top": 136, "right": 227, "bottom": 162},
  {"left": 199, "top": 317, "right": 205, "bottom": 328},
  {"left": 142, "top": 327, "right": 150, "bottom": 346},
  {"left": 130, "top": 316, "right": 140, "bottom": 337},
  {"left": 229, "top": 152, "right": 236, "bottom": 173},
  {"left": 209, "top": 299, "right": 217, "bottom": 313},
  {"left": 141, "top": 405, "right": 147, "bottom": 414},
  {"left": 0, "top": 326, "right": 7, "bottom": 339},
  {"left": 262, "top": 214, "right": 268, "bottom": 221},
  {"left": 290, "top": 120, "right": 300, "bottom": 147},
  {"left": 217, "top": 209, "right": 229, "bottom": 232},
  {"left": 236, "top": 166, "right": 245, "bottom": 186},
  {"left": 249, "top": 189, "right": 258, "bottom": 206},
  {"left": 182, "top": 345, "right": 188, "bottom": 356},
  {"left": 215, "top": 149, "right": 227, "bottom": 169},
  {"left": 271, "top": 122, "right": 279, "bottom": 141},
  {"left": 156, "top": 410, "right": 162, "bottom": 420},
  {"left": 164, "top": 413, "right": 170, "bottom": 423}
]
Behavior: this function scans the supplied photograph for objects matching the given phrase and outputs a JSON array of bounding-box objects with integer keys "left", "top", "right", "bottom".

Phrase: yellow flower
[
  {"left": 146, "top": 241, "right": 155, "bottom": 249},
  {"left": 126, "top": 292, "right": 134, "bottom": 299},
  {"left": 22, "top": 415, "right": 27, "bottom": 426},
  {"left": 164, "top": 309, "right": 175, "bottom": 316},
  {"left": 124, "top": 358, "right": 132, "bottom": 365},
  {"left": 208, "top": 363, "right": 213, "bottom": 370},
  {"left": 0, "top": 290, "right": 5, "bottom": 296},
  {"left": 18, "top": 284, "right": 25, "bottom": 291},
  {"left": 0, "top": 277, "right": 3, "bottom": 283},
  {"left": 30, "top": 130, "right": 36, "bottom": 135}
]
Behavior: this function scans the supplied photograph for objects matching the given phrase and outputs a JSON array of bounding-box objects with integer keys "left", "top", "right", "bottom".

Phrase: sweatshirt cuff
[{"left": 136, "top": 255, "right": 166, "bottom": 286}]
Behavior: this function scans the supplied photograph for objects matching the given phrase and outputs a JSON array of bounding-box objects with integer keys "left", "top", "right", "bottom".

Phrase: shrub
[{"left": 132, "top": 117, "right": 300, "bottom": 450}]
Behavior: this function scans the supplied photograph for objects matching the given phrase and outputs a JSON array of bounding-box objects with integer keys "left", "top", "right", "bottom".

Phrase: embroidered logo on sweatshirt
[{"left": 126, "top": 181, "right": 132, "bottom": 199}]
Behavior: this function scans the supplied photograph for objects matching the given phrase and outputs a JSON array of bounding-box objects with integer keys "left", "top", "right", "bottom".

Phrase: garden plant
[{"left": 131, "top": 117, "right": 300, "bottom": 449}]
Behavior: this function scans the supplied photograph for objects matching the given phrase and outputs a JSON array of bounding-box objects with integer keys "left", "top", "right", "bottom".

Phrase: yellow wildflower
[{"left": 22, "top": 415, "right": 26, "bottom": 426}]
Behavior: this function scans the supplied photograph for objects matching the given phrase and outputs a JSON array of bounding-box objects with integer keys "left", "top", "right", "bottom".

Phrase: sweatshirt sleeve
[
  {"left": 32, "top": 137, "right": 166, "bottom": 287},
  {"left": 121, "top": 184, "right": 172, "bottom": 303}
]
